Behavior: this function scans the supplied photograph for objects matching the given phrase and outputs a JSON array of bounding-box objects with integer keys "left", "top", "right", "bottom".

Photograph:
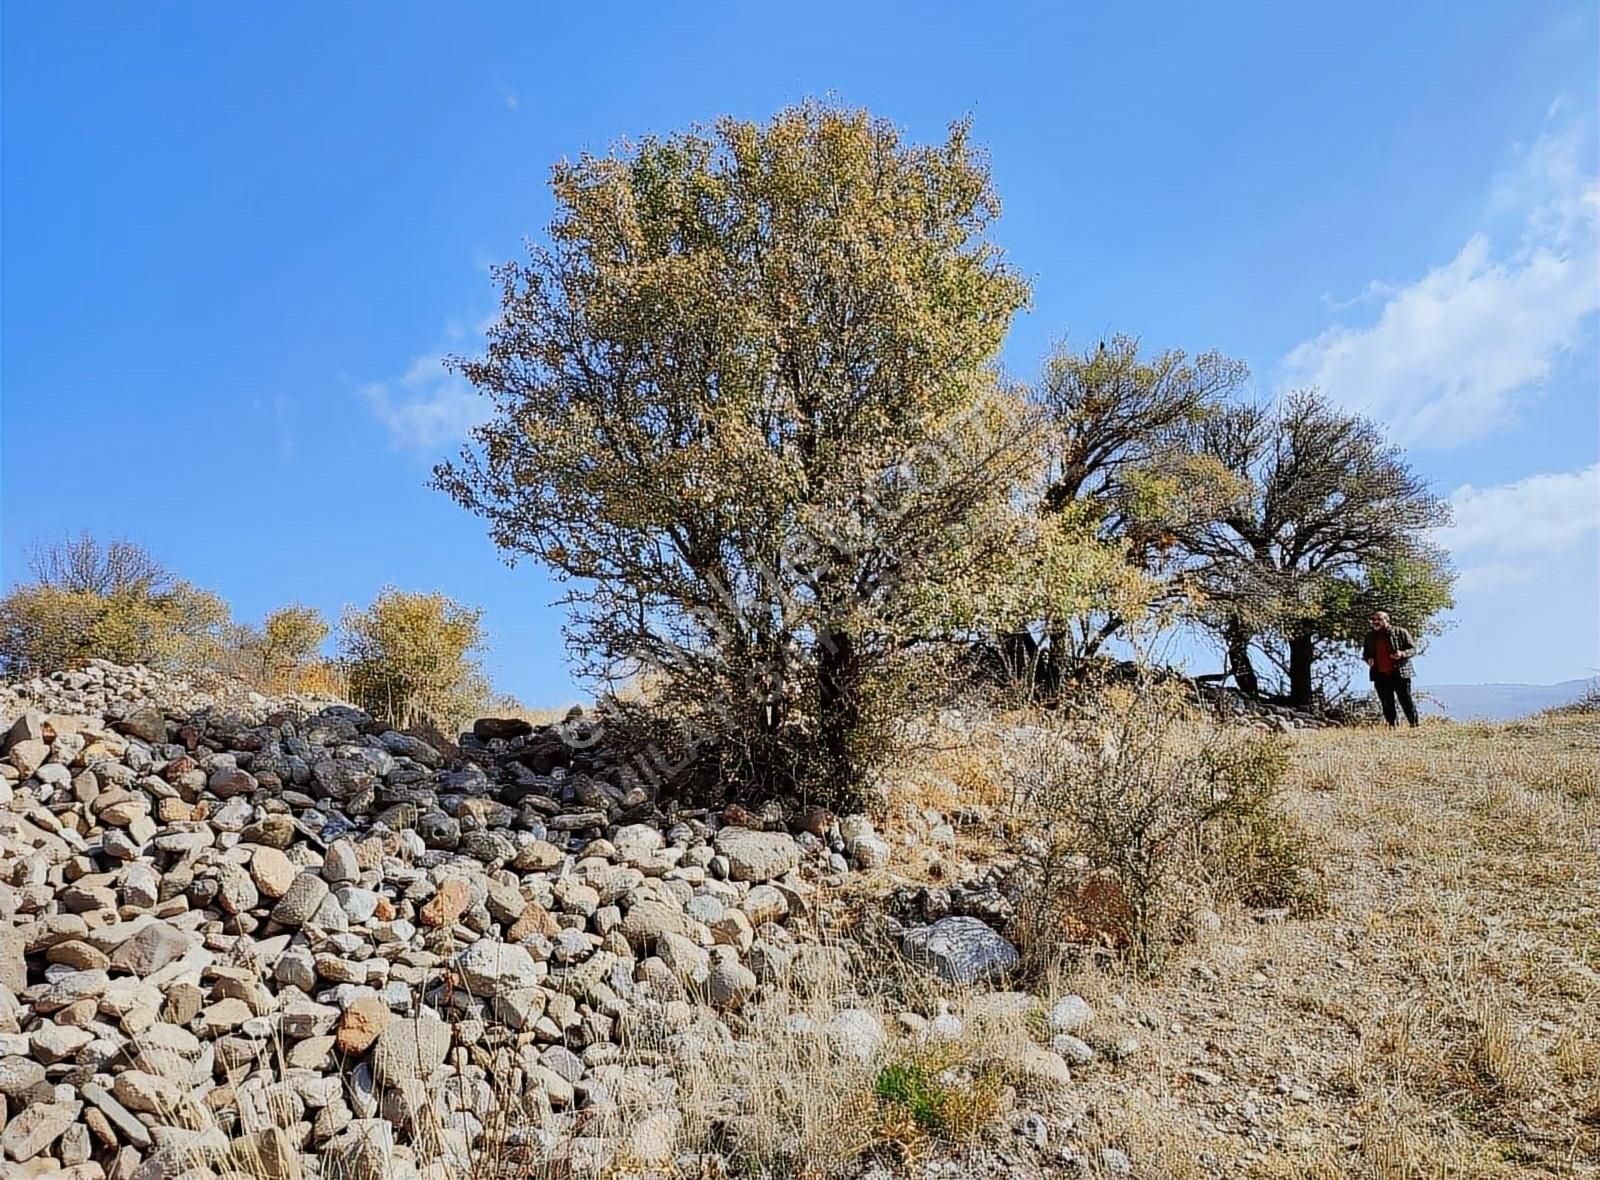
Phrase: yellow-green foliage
[
  {"left": 438, "top": 100, "right": 1040, "bottom": 805},
  {"left": 0, "top": 581, "right": 231, "bottom": 676},
  {"left": 226, "top": 604, "right": 333, "bottom": 692},
  {"left": 339, "top": 588, "right": 488, "bottom": 731}
]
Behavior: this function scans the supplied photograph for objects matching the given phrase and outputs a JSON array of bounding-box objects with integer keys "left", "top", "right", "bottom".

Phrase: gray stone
[
  {"left": 370, "top": 1016, "right": 451, "bottom": 1087},
  {"left": 899, "top": 916, "right": 1018, "bottom": 985},
  {"left": 713, "top": 827, "right": 799, "bottom": 882},
  {"left": 271, "top": 871, "right": 330, "bottom": 926},
  {"left": 453, "top": 940, "right": 542, "bottom": 997},
  {"left": 109, "top": 922, "right": 191, "bottom": 976},
  {"left": 1048, "top": 994, "right": 1095, "bottom": 1034},
  {"left": 708, "top": 960, "right": 757, "bottom": 1011},
  {"left": 323, "top": 1118, "right": 394, "bottom": 1180}
]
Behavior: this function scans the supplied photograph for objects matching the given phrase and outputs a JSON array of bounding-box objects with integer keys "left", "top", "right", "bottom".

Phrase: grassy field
[{"left": 1039, "top": 714, "right": 1600, "bottom": 1178}]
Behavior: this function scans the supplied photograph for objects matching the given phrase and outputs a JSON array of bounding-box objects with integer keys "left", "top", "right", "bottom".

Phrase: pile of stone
[{"left": 0, "top": 663, "right": 1031, "bottom": 1180}]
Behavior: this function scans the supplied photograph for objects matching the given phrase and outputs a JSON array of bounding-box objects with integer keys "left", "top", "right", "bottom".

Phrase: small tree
[
  {"left": 339, "top": 589, "right": 489, "bottom": 731},
  {"left": 436, "top": 102, "right": 1034, "bottom": 806},
  {"left": 1180, "top": 391, "right": 1453, "bottom": 708},
  {"left": 0, "top": 535, "right": 231, "bottom": 676}
]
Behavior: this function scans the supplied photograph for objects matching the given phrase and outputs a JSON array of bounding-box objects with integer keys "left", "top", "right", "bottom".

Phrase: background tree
[
  {"left": 1272, "top": 549, "right": 1455, "bottom": 700},
  {"left": 29, "top": 532, "right": 168, "bottom": 595},
  {"left": 1023, "top": 335, "right": 1248, "bottom": 684},
  {"left": 1180, "top": 391, "right": 1453, "bottom": 708},
  {"left": 436, "top": 101, "right": 1034, "bottom": 806},
  {"left": 225, "top": 604, "right": 331, "bottom": 691},
  {"left": 0, "top": 535, "right": 230, "bottom": 676},
  {"left": 339, "top": 588, "right": 489, "bottom": 731}
]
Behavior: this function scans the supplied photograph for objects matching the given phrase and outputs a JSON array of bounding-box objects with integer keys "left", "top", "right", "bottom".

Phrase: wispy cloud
[
  {"left": 503, "top": 88, "right": 520, "bottom": 114},
  {"left": 1280, "top": 114, "right": 1599, "bottom": 447},
  {"left": 362, "top": 355, "right": 485, "bottom": 450}
]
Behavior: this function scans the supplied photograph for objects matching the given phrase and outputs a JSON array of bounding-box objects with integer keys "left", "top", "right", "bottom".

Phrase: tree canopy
[{"left": 437, "top": 101, "right": 1037, "bottom": 804}]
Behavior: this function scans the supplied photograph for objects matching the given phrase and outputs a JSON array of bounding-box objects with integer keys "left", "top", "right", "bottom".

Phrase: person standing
[{"left": 1362, "top": 611, "right": 1419, "bottom": 728}]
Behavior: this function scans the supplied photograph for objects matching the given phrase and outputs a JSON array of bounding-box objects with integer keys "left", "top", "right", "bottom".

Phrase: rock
[
  {"left": 619, "top": 900, "right": 691, "bottom": 952},
  {"left": 370, "top": 1016, "right": 451, "bottom": 1087},
  {"left": 1099, "top": 1147, "right": 1133, "bottom": 1176},
  {"left": 336, "top": 997, "right": 392, "bottom": 1054},
  {"left": 1048, "top": 994, "right": 1095, "bottom": 1034},
  {"left": 473, "top": 717, "right": 533, "bottom": 741},
  {"left": 708, "top": 960, "right": 757, "bottom": 1011},
  {"left": 900, "top": 916, "right": 1019, "bottom": 985},
  {"left": 108, "top": 923, "right": 191, "bottom": 976},
  {"left": 215, "top": 862, "right": 259, "bottom": 915},
  {"left": 82, "top": 1083, "right": 152, "bottom": 1149},
  {"left": 323, "top": 1118, "right": 394, "bottom": 1180},
  {"left": 2, "top": 1100, "right": 80, "bottom": 1162},
  {"left": 0, "top": 1055, "right": 46, "bottom": 1096},
  {"left": 825, "top": 1009, "right": 886, "bottom": 1061},
  {"left": 249, "top": 846, "right": 297, "bottom": 898},
  {"left": 322, "top": 839, "right": 360, "bottom": 884},
  {"left": 7, "top": 737, "right": 49, "bottom": 778},
  {"left": 271, "top": 872, "right": 330, "bottom": 926},
  {"left": 1015, "top": 1044, "right": 1072, "bottom": 1089},
  {"left": 625, "top": 1111, "right": 678, "bottom": 1166},
  {"left": 112, "top": 707, "right": 168, "bottom": 744},
  {"left": 713, "top": 827, "right": 800, "bottom": 882},
  {"left": 0, "top": 925, "right": 26, "bottom": 992},
  {"left": 453, "top": 940, "right": 542, "bottom": 996},
  {"left": 1053, "top": 1034, "right": 1095, "bottom": 1064},
  {"left": 111, "top": 1071, "right": 171, "bottom": 1114},
  {"left": 420, "top": 878, "right": 473, "bottom": 927},
  {"left": 3, "top": 709, "right": 44, "bottom": 751}
]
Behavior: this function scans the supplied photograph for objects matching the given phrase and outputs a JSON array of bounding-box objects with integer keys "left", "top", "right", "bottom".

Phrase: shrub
[
  {"left": 224, "top": 605, "right": 332, "bottom": 692},
  {"left": 1009, "top": 680, "right": 1314, "bottom": 973},
  {"left": 0, "top": 535, "right": 232, "bottom": 676},
  {"left": 339, "top": 588, "right": 489, "bottom": 731}
]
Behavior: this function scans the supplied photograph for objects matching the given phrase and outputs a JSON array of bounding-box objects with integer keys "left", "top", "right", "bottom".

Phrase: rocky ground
[
  {"left": 2, "top": 661, "right": 1594, "bottom": 1180},
  {"left": 0, "top": 661, "right": 1077, "bottom": 1180}
]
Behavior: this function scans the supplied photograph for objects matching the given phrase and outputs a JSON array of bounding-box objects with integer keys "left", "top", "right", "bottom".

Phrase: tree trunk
[
  {"left": 1225, "top": 620, "right": 1260, "bottom": 698},
  {"left": 815, "top": 628, "right": 861, "bottom": 809},
  {"left": 1288, "top": 631, "right": 1315, "bottom": 711},
  {"left": 999, "top": 629, "right": 1041, "bottom": 688}
]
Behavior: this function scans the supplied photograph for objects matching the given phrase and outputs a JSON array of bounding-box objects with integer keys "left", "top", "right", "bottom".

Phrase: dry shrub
[{"left": 1008, "top": 679, "right": 1317, "bottom": 973}]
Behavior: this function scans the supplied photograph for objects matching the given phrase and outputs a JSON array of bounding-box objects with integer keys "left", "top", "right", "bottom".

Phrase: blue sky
[{"left": 4, "top": 2, "right": 1597, "bottom": 703}]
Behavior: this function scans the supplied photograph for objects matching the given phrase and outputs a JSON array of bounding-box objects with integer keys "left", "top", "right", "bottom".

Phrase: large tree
[
  {"left": 1181, "top": 390, "right": 1453, "bottom": 708},
  {"left": 1015, "top": 335, "right": 1247, "bottom": 686},
  {"left": 436, "top": 102, "right": 1034, "bottom": 805}
]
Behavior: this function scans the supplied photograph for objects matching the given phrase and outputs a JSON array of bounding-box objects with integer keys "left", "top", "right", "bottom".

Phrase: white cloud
[
  {"left": 1442, "top": 463, "right": 1600, "bottom": 553},
  {"left": 503, "top": 88, "right": 520, "bottom": 114},
  {"left": 1437, "top": 463, "right": 1600, "bottom": 591},
  {"left": 362, "top": 355, "right": 485, "bottom": 450},
  {"left": 1280, "top": 117, "right": 1599, "bottom": 446}
]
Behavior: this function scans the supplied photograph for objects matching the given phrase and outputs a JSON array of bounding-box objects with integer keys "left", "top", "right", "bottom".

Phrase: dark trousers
[{"left": 1373, "top": 674, "right": 1418, "bottom": 727}]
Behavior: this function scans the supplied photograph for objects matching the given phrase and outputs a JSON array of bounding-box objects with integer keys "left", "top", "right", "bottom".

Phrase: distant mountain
[{"left": 1414, "top": 680, "right": 1593, "bottom": 721}]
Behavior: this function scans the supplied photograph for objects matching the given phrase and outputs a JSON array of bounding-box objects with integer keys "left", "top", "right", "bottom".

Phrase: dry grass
[{"left": 1049, "top": 713, "right": 1600, "bottom": 1178}]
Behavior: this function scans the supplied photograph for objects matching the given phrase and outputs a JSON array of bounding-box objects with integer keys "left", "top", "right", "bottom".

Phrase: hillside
[
  {"left": 1418, "top": 680, "right": 1594, "bottom": 722},
  {"left": 1, "top": 663, "right": 1595, "bottom": 1178}
]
